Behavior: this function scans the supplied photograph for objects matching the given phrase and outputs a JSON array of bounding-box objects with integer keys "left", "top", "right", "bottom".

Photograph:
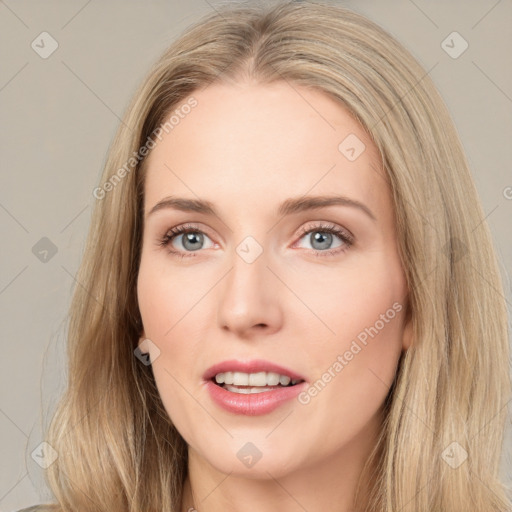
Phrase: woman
[{"left": 18, "top": 1, "right": 511, "bottom": 511}]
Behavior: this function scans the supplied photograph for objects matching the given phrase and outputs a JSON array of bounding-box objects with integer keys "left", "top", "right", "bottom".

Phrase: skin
[{"left": 137, "top": 80, "right": 412, "bottom": 512}]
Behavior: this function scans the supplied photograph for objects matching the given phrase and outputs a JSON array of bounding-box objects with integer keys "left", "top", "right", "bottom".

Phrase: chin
[{"left": 190, "top": 436, "right": 306, "bottom": 479}]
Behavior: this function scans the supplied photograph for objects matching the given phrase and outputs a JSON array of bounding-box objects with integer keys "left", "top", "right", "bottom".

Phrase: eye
[
  {"left": 294, "top": 222, "right": 354, "bottom": 257},
  {"left": 157, "top": 221, "right": 354, "bottom": 259},
  {"left": 157, "top": 223, "right": 215, "bottom": 258}
]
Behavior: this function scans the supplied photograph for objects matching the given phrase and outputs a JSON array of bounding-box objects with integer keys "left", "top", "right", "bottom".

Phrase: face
[{"left": 137, "top": 80, "right": 412, "bottom": 479}]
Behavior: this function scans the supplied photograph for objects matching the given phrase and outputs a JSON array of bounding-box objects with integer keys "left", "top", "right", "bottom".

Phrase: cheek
[
  {"left": 137, "top": 257, "right": 202, "bottom": 377},
  {"left": 137, "top": 250, "right": 213, "bottom": 339},
  {"left": 137, "top": 250, "right": 174, "bottom": 328},
  {"left": 294, "top": 256, "right": 406, "bottom": 432},
  {"left": 287, "top": 252, "right": 406, "bottom": 349},
  {"left": 136, "top": 254, "right": 211, "bottom": 431}
]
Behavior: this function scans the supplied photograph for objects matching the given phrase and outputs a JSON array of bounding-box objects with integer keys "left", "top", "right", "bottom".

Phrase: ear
[{"left": 401, "top": 304, "right": 413, "bottom": 351}]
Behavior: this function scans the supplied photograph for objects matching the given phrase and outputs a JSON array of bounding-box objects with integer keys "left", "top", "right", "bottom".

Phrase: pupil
[
  {"left": 312, "top": 231, "right": 332, "bottom": 250},
  {"left": 183, "top": 232, "right": 203, "bottom": 251}
]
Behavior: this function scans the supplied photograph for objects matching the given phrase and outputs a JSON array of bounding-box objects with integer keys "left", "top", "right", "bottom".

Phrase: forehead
[{"left": 142, "top": 81, "right": 390, "bottom": 221}]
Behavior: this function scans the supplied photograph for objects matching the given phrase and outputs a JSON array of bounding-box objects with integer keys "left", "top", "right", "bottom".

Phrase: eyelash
[{"left": 157, "top": 222, "right": 354, "bottom": 259}]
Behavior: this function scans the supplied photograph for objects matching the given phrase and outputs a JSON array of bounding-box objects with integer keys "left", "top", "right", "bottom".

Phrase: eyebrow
[{"left": 147, "top": 194, "right": 377, "bottom": 222}]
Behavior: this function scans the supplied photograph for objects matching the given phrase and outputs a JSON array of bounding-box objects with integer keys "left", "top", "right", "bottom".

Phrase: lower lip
[{"left": 205, "top": 379, "right": 307, "bottom": 416}]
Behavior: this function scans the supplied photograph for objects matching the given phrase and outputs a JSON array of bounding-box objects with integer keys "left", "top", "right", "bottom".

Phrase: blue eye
[
  {"left": 295, "top": 223, "right": 354, "bottom": 257},
  {"left": 158, "top": 222, "right": 354, "bottom": 258},
  {"left": 158, "top": 224, "right": 214, "bottom": 257}
]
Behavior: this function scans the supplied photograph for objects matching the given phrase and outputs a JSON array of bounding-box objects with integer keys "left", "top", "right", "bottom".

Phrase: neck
[{"left": 180, "top": 409, "right": 383, "bottom": 512}]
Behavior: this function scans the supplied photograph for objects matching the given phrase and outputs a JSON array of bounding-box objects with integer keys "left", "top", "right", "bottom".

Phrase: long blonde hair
[{"left": 39, "top": 1, "right": 511, "bottom": 510}]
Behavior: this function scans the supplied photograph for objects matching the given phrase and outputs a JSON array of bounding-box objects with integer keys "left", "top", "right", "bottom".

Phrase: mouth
[
  {"left": 203, "top": 359, "right": 307, "bottom": 415},
  {"left": 212, "top": 371, "right": 305, "bottom": 394}
]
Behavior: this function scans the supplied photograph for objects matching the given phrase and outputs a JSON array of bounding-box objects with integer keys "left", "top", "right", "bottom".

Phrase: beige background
[{"left": 1, "top": 0, "right": 511, "bottom": 509}]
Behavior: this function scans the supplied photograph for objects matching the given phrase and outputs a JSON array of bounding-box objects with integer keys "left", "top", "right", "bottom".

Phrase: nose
[{"left": 217, "top": 246, "right": 284, "bottom": 338}]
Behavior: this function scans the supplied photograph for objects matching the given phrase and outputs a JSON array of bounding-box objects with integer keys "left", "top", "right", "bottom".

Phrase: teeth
[
  {"left": 214, "top": 371, "right": 301, "bottom": 387},
  {"left": 249, "top": 371, "right": 266, "bottom": 386},
  {"left": 266, "top": 372, "right": 280, "bottom": 386},
  {"left": 279, "top": 375, "right": 291, "bottom": 386},
  {"left": 224, "top": 385, "right": 274, "bottom": 394},
  {"left": 233, "top": 372, "right": 249, "bottom": 385}
]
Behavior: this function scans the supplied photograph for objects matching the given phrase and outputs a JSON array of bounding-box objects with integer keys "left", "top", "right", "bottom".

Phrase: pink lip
[
  {"left": 203, "top": 359, "right": 306, "bottom": 382},
  {"left": 205, "top": 379, "right": 307, "bottom": 416},
  {"left": 203, "top": 359, "right": 307, "bottom": 416}
]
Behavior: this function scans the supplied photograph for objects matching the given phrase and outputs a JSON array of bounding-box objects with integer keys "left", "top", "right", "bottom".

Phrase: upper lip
[{"left": 203, "top": 359, "right": 306, "bottom": 382}]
